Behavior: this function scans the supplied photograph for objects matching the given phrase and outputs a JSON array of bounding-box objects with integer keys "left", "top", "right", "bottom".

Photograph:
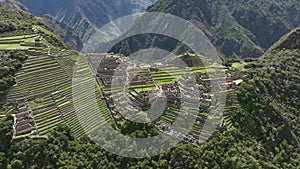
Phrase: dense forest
[{"left": 0, "top": 6, "right": 35, "bottom": 33}]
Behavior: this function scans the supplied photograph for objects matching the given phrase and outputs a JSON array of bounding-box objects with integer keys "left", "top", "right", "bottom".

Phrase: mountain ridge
[
  {"left": 268, "top": 27, "right": 300, "bottom": 51},
  {"left": 110, "top": 0, "right": 300, "bottom": 58},
  {"left": 0, "top": 4, "right": 299, "bottom": 168},
  {"left": 0, "top": 0, "right": 28, "bottom": 12},
  {"left": 40, "top": 14, "right": 83, "bottom": 50},
  {"left": 20, "top": 0, "right": 157, "bottom": 46}
]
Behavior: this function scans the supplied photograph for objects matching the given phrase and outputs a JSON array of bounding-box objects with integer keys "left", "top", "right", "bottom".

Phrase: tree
[
  {"left": 10, "top": 160, "right": 23, "bottom": 169},
  {"left": 0, "top": 152, "right": 7, "bottom": 169}
]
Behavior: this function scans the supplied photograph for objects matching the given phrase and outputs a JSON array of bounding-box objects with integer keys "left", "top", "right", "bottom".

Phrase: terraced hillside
[
  {"left": 0, "top": 5, "right": 248, "bottom": 142},
  {"left": 0, "top": 24, "right": 117, "bottom": 138},
  {"left": 1, "top": 34, "right": 84, "bottom": 137},
  {"left": 1, "top": 3, "right": 300, "bottom": 169},
  {"left": 90, "top": 53, "right": 248, "bottom": 145},
  {"left": 0, "top": 34, "right": 37, "bottom": 50},
  {"left": 0, "top": 6, "right": 87, "bottom": 138},
  {"left": 4, "top": 49, "right": 116, "bottom": 138}
]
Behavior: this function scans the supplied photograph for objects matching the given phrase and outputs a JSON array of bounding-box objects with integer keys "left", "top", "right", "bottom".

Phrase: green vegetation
[
  {"left": 0, "top": 5, "right": 66, "bottom": 50},
  {"left": 112, "top": 0, "right": 300, "bottom": 58},
  {"left": 0, "top": 5, "right": 86, "bottom": 137},
  {"left": 234, "top": 49, "right": 300, "bottom": 146},
  {"left": 41, "top": 14, "right": 83, "bottom": 50},
  {"left": 0, "top": 34, "right": 37, "bottom": 50},
  {"left": 7, "top": 55, "right": 72, "bottom": 100},
  {"left": 0, "top": 3, "right": 299, "bottom": 169},
  {"left": 2, "top": 30, "right": 298, "bottom": 168},
  {"left": 0, "top": 6, "right": 38, "bottom": 33},
  {"left": 0, "top": 5, "right": 73, "bottom": 108},
  {"left": 0, "top": 51, "right": 27, "bottom": 100},
  {"left": 0, "top": 116, "right": 13, "bottom": 169},
  {"left": 0, "top": 116, "right": 13, "bottom": 152},
  {"left": 33, "top": 25, "right": 66, "bottom": 49},
  {"left": 120, "top": 116, "right": 160, "bottom": 138}
]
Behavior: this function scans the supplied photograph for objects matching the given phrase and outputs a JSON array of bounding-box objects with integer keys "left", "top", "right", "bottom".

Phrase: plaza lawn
[{"left": 232, "top": 62, "right": 247, "bottom": 69}]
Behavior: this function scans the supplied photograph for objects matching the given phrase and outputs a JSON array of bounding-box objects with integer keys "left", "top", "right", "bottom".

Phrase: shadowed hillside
[
  {"left": 111, "top": 0, "right": 300, "bottom": 59},
  {"left": 20, "top": 0, "right": 157, "bottom": 44}
]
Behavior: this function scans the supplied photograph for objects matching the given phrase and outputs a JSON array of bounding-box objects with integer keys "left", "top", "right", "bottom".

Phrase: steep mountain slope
[
  {"left": 41, "top": 15, "right": 83, "bottom": 50},
  {"left": 20, "top": 0, "right": 157, "bottom": 43},
  {"left": 0, "top": 5, "right": 68, "bottom": 106},
  {"left": 0, "top": 5, "right": 35, "bottom": 33},
  {"left": 18, "top": 0, "right": 67, "bottom": 16},
  {"left": 269, "top": 27, "right": 300, "bottom": 51},
  {"left": 229, "top": 27, "right": 300, "bottom": 165},
  {"left": 0, "top": 2, "right": 83, "bottom": 51},
  {"left": 111, "top": 0, "right": 300, "bottom": 58},
  {"left": 0, "top": 0, "right": 28, "bottom": 12},
  {"left": 0, "top": 5, "right": 87, "bottom": 140},
  {"left": 223, "top": 0, "right": 300, "bottom": 48}
]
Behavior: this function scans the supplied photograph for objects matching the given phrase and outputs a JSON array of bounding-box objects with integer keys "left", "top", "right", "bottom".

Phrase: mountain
[
  {"left": 0, "top": 1, "right": 83, "bottom": 50},
  {"left": 1, "top": 26, "right": 300, "bottom": 168},
  {"left": 110, "top": 0, "right": 300, "bottom": 58},
  {"left": 0, "top": 0, "right": 28, "bottom": 12},
  {"left": 0, "top": 4, "right": 299, "bottom": 168},
  {"left": 0, "top": 5, "right": 70, "bottom": 105},
  {"left": 18, "top": 0, "right": 67, "bottom": 16},
  {"left": 269, "top": 27, "right": 300, "bottom": 51},
  {"left": 40, "top": 15, "right": 83, "bottom": 50},
  {"left": 236, "top": 27, "right": 300, "bottom": 143},
  {"left": 20, "top": 0, "right": 157, "bottom": 45}
]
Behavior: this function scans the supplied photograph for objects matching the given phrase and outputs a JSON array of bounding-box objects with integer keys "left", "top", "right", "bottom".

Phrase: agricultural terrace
[
  {"left": 0, "top": 34, "right": 40, "bottom": 50},
  {"left": 6, "top": 46, "right": 246, "bottom": 140},
  {"left": 1, "top": 28, "right": 89, "bottom": 137},
  {"left": 93, "top": 53, "right": 247, "bottom": 145},
  {"left": 6, "top": 53, "right": 87, "bottom": 137}
]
